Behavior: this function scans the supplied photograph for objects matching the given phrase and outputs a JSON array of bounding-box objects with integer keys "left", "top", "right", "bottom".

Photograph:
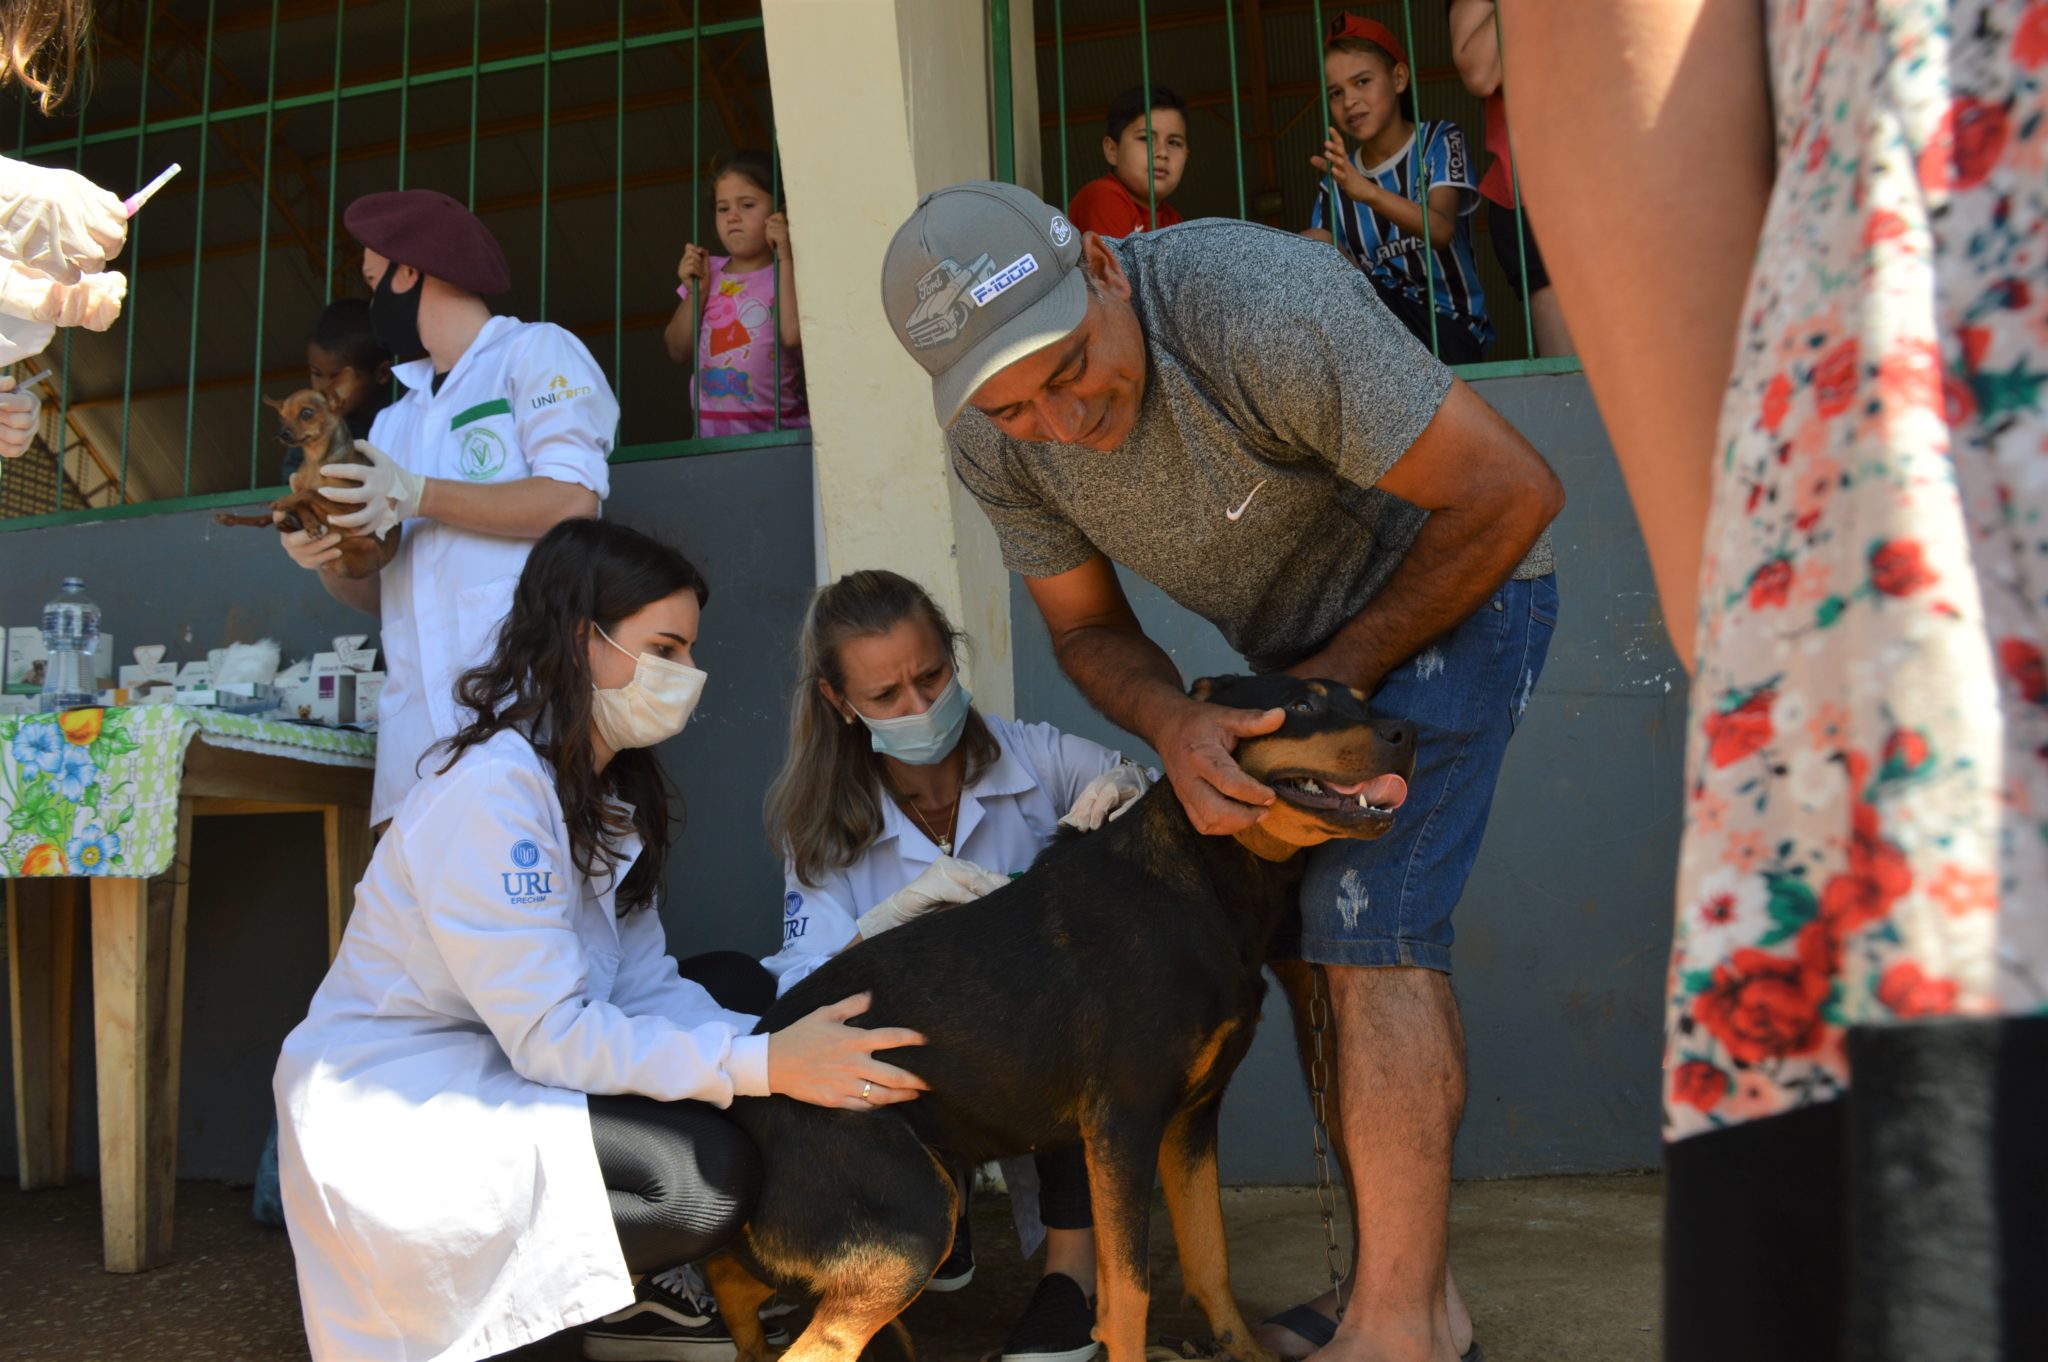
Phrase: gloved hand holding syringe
[{"left": 0, "top": 159, "right": 176, "bottom": 370}]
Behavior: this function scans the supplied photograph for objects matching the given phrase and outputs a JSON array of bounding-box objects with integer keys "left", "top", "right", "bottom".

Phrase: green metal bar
[
  {"left": 397, "top": 0, "right": 412, "bottom": 187},
  {"left": 323, "top": 0, "right": 344, "bottom": 299},
  {"left": 990, "top": 0, "right": 1014, "bottom": 183},
  {"left": 1491, "top": 2, "right": 1536, "bottom": 358},
  {"left": 689, "top": 0, "right": 701, "bottom": 443},
  {"left": 118, "top": 0, "right": 158, "bottom": 503},
  {"left": 2, "top": 426, "right": 818, "bottom": 534},
  {"left": 18, "top": 19, "right": 769, "bottom": 156},
  {"left": 771, "top": 129, "right": 781, "bottom": 433},
  {"left": 1399, "top": 0, "right": 1439, "bottom": 358},
  {"left": 1223, "top": 0, "right": 1246, "bottom": 219},
  {"left": 468, "top": 0, "right": 482, "bottom": 207},
  {"left": 1307, "top": 0, "right": 1341, "bottom": 242},
  {"left": 1139, "top": 0, "right": 1153, "bottom": 229},
  {"left": 539, "top": 0, "right": 552, "bottom": 321},
  {"left": 1449, "top": 355, "right": 1583, "bottom": 380},
  {"left": 251, "top": 0, "right": 283, "bottom": 489},
  {"left": 182, "top": 0, "right": 219, "bottom": 497},
  {"left": 55, "top": 108, "right": 86, "bottom": 513},
  {"left": 1054, "top": 0, "right": 1068, "bottom": 207},
  {"left": 613, "top": 0, "right": 624, "bottom": 411},
  {"left": 606, "top": 427, "right": 813, "bottom": 465}
]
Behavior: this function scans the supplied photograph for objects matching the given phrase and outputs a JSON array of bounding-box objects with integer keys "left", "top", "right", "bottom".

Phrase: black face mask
[{"left": 369, "top": 266, "right": 425, "bottom": 358}]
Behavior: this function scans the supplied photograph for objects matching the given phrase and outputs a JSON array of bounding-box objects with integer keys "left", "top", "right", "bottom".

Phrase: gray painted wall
[
  {"left": 1008, "top": 373, "right": 1688, "bottom": 1182},
  {"left": 0, "top": 443, "right": 817, "bottom": 1181},
  {"left": 1, "top": 371, "right": 1687, "bottom": 1192}
]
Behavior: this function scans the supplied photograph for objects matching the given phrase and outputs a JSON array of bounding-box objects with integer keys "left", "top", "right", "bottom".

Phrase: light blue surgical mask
[{"left": 857, "top": 672, "right": 971, "bottom": 765}]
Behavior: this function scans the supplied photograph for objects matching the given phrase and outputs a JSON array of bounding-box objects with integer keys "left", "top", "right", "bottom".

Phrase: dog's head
[
  {"left": 1192, "top": 673, "right": 1416, "bottom": 852},
  {"left": 262, "top": 389, "right": 343, "bottom": 458}
]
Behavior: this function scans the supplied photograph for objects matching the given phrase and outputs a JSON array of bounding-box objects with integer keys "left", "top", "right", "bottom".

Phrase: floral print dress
[{"left": 1666, "top": 0, "right": 2048, "bottom": 1141}]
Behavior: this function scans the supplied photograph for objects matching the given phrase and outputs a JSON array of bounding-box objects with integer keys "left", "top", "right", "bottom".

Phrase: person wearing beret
[{"left": 279, "top": 188, "right": 621, "bottom": 828}]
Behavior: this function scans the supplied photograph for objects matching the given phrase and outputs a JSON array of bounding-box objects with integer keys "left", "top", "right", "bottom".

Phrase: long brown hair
[
  {"left": 764, "top": 570, "right": 999, "bottom": 887},
  {"left": 436, "top": 519, "right": 710, "bottom": 916},
  {"left": 2, "top": 0, "right": 92, "bottom": 113}
]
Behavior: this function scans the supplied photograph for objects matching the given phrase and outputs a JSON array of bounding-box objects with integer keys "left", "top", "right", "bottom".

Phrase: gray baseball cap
[{"left": 881, "top": 181, "right": 1086, "bottom": 428}]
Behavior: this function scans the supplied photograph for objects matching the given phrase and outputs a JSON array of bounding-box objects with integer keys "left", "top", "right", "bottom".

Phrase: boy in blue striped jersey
[{"left": 1304, "top": 12, "right": 1492, "bottom": 364}]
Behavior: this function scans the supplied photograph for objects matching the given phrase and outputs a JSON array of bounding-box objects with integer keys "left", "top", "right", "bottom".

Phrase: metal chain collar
[{"left": 1307, "top": 963, "right": 1348, "bottom": 1320}]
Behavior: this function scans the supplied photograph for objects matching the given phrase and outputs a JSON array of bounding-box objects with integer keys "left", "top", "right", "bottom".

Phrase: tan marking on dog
[
  {"left": 1185, "top": 1020, "right": 1241, "bottom": 1091},
  {"left": 1157, "top": 1108, "right": 1278, "bottom": 1362},
  {"left": 705, "top": 1253, "right": 779, "bottom": 1362},
  {"left": 1082, "top": 1129, "right": 1155, "bottom": 1362}
]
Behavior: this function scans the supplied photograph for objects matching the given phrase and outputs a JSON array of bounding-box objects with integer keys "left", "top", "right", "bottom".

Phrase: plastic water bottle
[{"left": 39, "top": 577, "right": 100, "bottom": 714}]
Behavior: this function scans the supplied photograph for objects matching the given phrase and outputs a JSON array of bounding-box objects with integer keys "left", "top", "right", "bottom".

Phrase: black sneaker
[
  {"left": 581, "top": 1265, "right": 792, "bottom": 1362},
  {"left": 924, "top": 1205, "right": 974, "bottom": 1292},
  {"left": 1001, "top": 1272, "right": 1099, "bottom": 1362}
]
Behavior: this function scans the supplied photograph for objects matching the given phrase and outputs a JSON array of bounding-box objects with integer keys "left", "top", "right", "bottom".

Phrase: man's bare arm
[{"left": 1289, "top": 378, "right": 1563, "bottom": 691}]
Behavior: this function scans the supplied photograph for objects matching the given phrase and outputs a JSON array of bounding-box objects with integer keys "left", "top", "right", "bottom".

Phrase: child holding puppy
[
  {"left": 664, "top": 149, "right": 808, "bottom": 436},
  {"left": 1305, "top": 12, "right": 1491, "bottom": 363}
]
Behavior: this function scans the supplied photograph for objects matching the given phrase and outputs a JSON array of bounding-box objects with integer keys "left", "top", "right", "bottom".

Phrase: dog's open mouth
[{"left": 1269, "top": 771, "right": 1409, "bottom": 819}]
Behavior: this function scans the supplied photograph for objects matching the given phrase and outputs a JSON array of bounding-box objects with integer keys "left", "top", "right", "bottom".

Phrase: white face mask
[{"left": 591, "top": 625, "right": 706, "bottom": 751}]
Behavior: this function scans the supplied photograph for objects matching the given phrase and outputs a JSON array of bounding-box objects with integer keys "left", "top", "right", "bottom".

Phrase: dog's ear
[{"left": 262, "top": 394, "right": 285, "bottom": 413}]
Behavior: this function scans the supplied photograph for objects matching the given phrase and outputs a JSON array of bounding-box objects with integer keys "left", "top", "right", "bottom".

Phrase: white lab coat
[
  {"left": 367, "top": 314, "right": 619, "bottom": 824},
  {"left": 275, "top": 728, "right": 768, "bottom": 1362},
  {"left": 763, "top": 714, "right": 1124, "bottom": 995}
]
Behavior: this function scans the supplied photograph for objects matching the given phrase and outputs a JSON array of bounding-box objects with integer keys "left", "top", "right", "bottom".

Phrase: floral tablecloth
[{"left": 1, "top": 706, "right": 375, "bottom": 879}]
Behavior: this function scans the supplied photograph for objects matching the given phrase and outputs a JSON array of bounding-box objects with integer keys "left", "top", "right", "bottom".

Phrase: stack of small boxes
[{"left": 0, "top": 629, "right": 382, "bottom": 727}]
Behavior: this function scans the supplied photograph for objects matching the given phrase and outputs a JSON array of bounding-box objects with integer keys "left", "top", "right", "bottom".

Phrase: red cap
[
  {"left": 1325, "top": 12, "right": 1409, "bottom": 69},
  {"left": 343, "top": 190, "right": 511, "bottom": 296}
]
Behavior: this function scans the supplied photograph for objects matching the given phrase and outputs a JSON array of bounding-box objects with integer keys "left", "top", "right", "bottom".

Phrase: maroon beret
[{"left": 343, "top": 189, "right": 511, "bottom": 296}]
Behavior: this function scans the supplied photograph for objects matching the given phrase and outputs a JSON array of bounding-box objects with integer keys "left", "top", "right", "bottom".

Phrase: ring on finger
[{"left": 861, "top": 1080, "right": 873, "bottom": 1102}]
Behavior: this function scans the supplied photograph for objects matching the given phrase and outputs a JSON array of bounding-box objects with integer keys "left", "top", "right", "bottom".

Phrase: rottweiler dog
[
  {"left": 213, "top": 387, "right": 400, "bottom": 579},
  {"left": 707, "top": 674, "right": 1417, "bottom": 1362}
]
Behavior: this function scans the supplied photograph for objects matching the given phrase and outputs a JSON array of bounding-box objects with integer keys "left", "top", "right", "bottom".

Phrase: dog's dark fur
[
  {"left": 708, "top": 674, "right": 1417, "bottom": 1362},
  {"left": 213, "top": 386, "right": 399, "bottom": 579}
]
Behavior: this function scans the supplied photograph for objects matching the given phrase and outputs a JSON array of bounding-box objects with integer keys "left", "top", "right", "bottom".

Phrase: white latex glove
[
  {"left": 856, "top": 855, "right": 1009, "bottom": 939},
  {"left": 1059, "top": 763, "right": 1151, "bottom": 832},
  {"left": 323, "top": 439, "right": 426, "bottom": 535},
  {"left": 278, "top": 517, "right": 343, "bottom": 572},
  {"left": 0, "top": 157, "right": 127, "bottom": 282},
  {"left": 0, "top": 261, "right": 125, "bottom": 329},
  {"left": 0, "top": 374, "right": 41, "bottom": 459}
]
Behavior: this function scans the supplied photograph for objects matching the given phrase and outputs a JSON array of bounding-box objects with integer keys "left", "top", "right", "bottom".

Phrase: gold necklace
[{"left": 899, "top": 791, "right": 960, "bottom": 855}]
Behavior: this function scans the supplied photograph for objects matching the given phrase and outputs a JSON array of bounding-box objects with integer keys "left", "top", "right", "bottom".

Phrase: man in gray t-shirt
[{"left": 883, "top": 182, "right": 1562, "bottom": 1362}]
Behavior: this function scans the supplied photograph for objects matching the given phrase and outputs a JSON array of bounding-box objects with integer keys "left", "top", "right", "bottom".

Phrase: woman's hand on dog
[
  {"left": 767, "top": 992, "right": 929, "bottom": 1111},
  {"left": 277, "top": 512, "right": 344, "bottom": 571},
  {"left": 1151, "top": 698, "right": 1282, "bottom": 835}
]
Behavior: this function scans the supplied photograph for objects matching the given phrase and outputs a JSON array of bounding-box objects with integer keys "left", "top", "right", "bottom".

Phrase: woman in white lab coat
[
  {"left": 758, "top": 569, "right": 1149, "bottom": 1362},
  {"left": 274, "top": 520, "right": 928, "bottom": 1362}
]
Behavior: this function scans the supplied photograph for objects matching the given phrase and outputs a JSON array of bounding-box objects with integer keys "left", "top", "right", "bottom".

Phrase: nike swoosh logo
[{"left": 1225, "top": 480, "right": 1268, "bottom": 522}]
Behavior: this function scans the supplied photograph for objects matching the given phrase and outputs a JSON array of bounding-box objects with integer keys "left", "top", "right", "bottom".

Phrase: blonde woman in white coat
[{"left": 274, "top": 520, "right": 926, "bottom": 1362}]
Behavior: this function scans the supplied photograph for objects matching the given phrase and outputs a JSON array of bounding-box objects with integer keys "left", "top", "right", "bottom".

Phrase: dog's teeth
[
  {"left": 1303, "top": 780, "right": 1322, "bottom": 795},
  {"left": 1358, "top": 793, "right": 1369, "bottom": 809}
]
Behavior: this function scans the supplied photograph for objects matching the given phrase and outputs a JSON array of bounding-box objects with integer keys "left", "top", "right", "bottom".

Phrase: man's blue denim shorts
[{"left": 1269, "top": 573, "right": 1558, "bottom": 973}]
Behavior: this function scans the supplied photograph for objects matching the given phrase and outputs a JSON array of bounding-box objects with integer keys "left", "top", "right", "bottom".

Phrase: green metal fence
[
  {"left": 1, "top": 0, "right": 801, "bottom": 531},
  {"left": 996, "top": 0, "right": 1580, "bottom": 382}
]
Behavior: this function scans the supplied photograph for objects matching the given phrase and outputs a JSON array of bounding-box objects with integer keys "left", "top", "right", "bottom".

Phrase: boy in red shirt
[{"left": 1066, "top": 85, "right": 1187, "bottom": 237}]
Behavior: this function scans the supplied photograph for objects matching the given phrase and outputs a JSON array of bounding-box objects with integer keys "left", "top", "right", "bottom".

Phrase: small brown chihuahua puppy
[{"left": 214, "top": 388, "right": 400, "bottom": 580}]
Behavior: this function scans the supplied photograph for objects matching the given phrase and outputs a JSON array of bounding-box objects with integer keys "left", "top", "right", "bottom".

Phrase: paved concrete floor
[{"left": 0, "top": 1173, "right": 1660, "bottom": 1361}]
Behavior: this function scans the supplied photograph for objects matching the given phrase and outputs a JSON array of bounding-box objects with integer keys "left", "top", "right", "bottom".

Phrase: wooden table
[{"left": 6, "top": 737, "right": 372, "bottom": 1272}]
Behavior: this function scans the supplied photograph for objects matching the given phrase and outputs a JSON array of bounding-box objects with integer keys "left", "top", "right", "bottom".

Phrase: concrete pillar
[{"left": 765, "top": 0, "right": 1039, "bottom": 721}]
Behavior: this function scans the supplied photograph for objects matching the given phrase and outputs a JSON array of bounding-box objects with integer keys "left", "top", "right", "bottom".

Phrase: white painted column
[{"left": 765, "top": 0, "right": 1039, "bottom": 720}]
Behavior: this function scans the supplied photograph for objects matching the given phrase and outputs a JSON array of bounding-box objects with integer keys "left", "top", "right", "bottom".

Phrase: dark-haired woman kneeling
[{"left": 274, "top": 519, "right": 926, "bottom": 1362}]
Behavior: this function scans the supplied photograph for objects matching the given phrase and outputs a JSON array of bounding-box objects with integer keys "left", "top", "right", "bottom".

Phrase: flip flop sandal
[{"left": 1257, "top": 1305, "right": 1483, "bottom": 1362}]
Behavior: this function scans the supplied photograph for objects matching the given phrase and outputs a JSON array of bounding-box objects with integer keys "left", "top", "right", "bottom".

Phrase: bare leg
[
  {"left": 1528, "top": 286, "right": 1574, "bottom": 359},
  {"left": 1254, "top": 961, "right": 1471, "bottom": 1362},
  {"left": 1045, "top": 1224, "right": 1098, "bottom": 1286}
]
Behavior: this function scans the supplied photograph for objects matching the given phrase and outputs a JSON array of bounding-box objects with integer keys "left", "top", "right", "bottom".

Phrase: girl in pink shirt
[{"left": 665, "top": 150, "right": 809, "bottom": 437}]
